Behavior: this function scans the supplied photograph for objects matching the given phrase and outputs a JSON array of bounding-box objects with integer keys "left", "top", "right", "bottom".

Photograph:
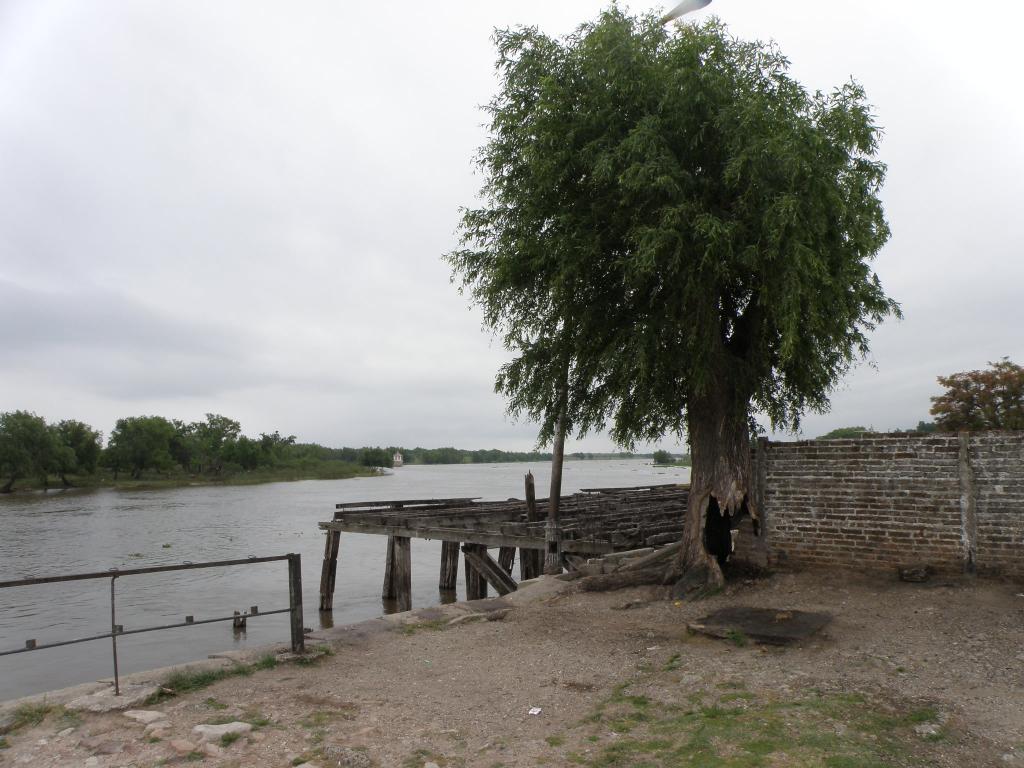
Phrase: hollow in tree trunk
[{"left": 669, "top": 388, "right": 758, "bottom": 597}]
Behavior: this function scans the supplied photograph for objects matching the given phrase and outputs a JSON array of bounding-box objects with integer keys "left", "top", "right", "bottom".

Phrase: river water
[{"left": 0, "top": 459, "right": 689, "bottom": 701}]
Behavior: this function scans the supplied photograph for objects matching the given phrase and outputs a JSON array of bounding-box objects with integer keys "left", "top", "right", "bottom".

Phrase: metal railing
[{"left": 0, "top": 554, "right": 304, "bottom": 695}]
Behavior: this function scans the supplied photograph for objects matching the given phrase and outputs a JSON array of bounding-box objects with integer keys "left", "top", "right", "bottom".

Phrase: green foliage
[
  {"left": 0, "top": 411, "right": 56, "bottom": 490},
  {"left": 930, "top": 358, "right": 1024, "bottom": 431},
  {"left": 448, "top": 9, "right": 897, "bottom": 448},
  {"left": 106, "top": 415, "right": 176, "bottom": 479},
  {"left": 817, "top": 426, "right": 875, "bottom": 440},
  {"left": 399, "top": 446, "right": 551, "bottom": 464},
  {"left": 51, "top": 419, "right": 102, "bottom": 478},
  {"left": 652, "top": 449, "right": 673, "bottom": 465}
]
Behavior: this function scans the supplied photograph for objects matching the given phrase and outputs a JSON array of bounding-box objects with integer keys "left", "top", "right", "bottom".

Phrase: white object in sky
[{"left": 661, "top": 0, "right": 712, "bottom": 23}]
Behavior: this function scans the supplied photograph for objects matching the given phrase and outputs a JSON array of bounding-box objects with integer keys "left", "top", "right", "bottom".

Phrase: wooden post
[
  {"left": 463, "top": 544, "right": 488, "bottom": 600},
  {"left": 393, "top": 536, "right": 412, "bottom": 612},
  {"left": 287, "top": 553, "right": 305, "bottom": 653},
  {"left": 439, "top": 540, "right": 460, "bottom": 591},
  {"left": 498, "top": 546, "right": 515, "bottom": 576},
  {"left": 520, "top": 472, "right": 542, "bottom": 580},
  {"left": 319, "top": 529, "right": 341, "bottom": 612},
  {"left": 545, "top": 409, "right": 566, "bottom": 575},
  {"left": 382, "top": 535, "right": 397, "bottom": 600}
]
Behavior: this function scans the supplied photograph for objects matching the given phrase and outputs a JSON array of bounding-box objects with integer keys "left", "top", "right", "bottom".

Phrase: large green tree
[
  {"left": 449, "top": 10, "right": 897, "bottom": 590},
  {"left": 0, "top": 411, "right": 55, "bottom": 492},
  {"left": 51, "top": 419, "right": 103, "bottom": 485},
  {"left": 106, "top": 416, "right": 176, "bottom": 479}
]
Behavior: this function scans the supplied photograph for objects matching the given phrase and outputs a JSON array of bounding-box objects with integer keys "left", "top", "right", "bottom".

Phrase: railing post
[
  {"left": 287, "top": 553, "right": 305, "bottom": 653},
  {"left": 110, "top": 575, "right": 120, "bottom": 695}
]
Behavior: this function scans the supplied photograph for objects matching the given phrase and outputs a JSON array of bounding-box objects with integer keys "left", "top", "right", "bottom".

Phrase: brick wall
[{"left": 733, "top": 431, "right": 1024, "bottom": 579}]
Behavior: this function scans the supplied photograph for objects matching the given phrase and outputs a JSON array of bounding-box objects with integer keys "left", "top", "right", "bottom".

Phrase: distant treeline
[
  {"left": 0, "top": 410, "right": 651, "bottom": 493},
  {"left": 0, "top": 411, "right": 389, "bottom": 492}
]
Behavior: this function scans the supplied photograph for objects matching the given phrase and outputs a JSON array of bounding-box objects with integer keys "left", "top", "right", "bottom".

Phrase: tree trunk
[
  {"left": 544, "top": 407, "right": 566, "bottom": 575},
  {"left": 1, "top": 476, "right": 14, "bottom": 493},
  {"left": 669, "top": 387, "right": 757, "bottom": 597}
]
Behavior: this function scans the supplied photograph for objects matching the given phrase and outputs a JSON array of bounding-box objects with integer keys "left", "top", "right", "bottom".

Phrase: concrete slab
[{"left": 688, "top": 607, "right": 832, "bottom": 646}]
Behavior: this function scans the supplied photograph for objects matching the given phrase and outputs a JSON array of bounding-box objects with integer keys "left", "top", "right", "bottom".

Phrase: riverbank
[
  {"left": 1, "top": 570, "right": 1020, "bottom": 767},
  {"left": 0, "top": 461, "right": 381, "bottom": 495}
]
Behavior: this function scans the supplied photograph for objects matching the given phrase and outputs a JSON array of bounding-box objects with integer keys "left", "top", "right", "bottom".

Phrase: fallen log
[
  {"left": 576, "top": 566, "right": 666, "bottom": 592},
  {"left": 617, "top": 541, "right": 682, "bottom": 572}
]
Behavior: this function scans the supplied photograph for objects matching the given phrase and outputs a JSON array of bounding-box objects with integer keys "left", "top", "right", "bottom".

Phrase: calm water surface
[{"left": 0, "top": 459, "right": 689, "bottom": 701}]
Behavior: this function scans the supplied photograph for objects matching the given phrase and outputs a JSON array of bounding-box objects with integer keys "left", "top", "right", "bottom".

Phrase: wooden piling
[
  {"left": 318, "top": 529, "right": 341, "bottom": 612},
  {"left": 520, "top": 471, "right": 542, "bottom": 580},
  {"left": 439, "top": 540, "right": 460, "bottom": 591},
  {"left": 392, "top": 536, "right": 412, "bottom": 612},
  {"left": 498, "top": 546, "right": 515, "bottom": 576},
  {"left": 382, "top": 535, "right": 397, "bottom": 600},
  {"left": 463, "top": 544, "right": 488, "bottom": 600}
]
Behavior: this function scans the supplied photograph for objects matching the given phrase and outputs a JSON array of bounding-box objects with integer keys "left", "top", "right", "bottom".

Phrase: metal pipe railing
[{"left": 0, "top": 553, "right": 305, "bottom": 695}]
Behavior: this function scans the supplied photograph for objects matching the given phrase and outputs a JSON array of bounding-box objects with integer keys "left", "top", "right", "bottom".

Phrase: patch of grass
[
  {"left": 403, "top": 748, "right": 449, "bottom": 767},
  {"left": 576, "top": 683, "right": 952, "bottom": 768},
  {"left": 9, "top": 702, "right": 54, "bottom": 731},
  {"left": 663, "top": 653, "right": 682, "bottom": 671},
  {"left": 399, "top": 618, "right": 449, "bottom": 636},
  {"left": 241, "top": 708, "right": 272, "bottom": 729},
  {"left": 545, "top": 735, "right": 565, "bottom": 747},
  {"left": 185, "top": 751, "right": 204, "bottom": 761},
  {"left": 150, "top": 654, "right": 281, "bottom": 703},
  {"left": 725, "top": 629, "right": 749, "bottom": 647},
  {"left": 251, "top": 654, "right": 278, "bottom": 671},
  {"left": 220, "top": 732, "right": 242, "bottom": 747},
  {"left": 0, "top": 737, "right": 8, "bottom": 749}
]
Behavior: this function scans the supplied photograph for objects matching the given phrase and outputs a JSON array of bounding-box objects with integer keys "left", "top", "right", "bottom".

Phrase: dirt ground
[{"left": 2, "top": 569, "right": 1022, "bottom": 767}]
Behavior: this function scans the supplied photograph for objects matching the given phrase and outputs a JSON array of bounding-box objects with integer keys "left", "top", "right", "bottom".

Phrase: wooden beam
[
  {"left": 463, "top": 545, "right": 517, "bottom": 596},
  {"left": 498, "top": 546, "right": 516, "bottom": 576},
  {"left": 463, "top": 544, "right": 488, "bottom": 600},
  {"left": 320, "top": 521, "right": 615, "bottom": 554},
  {"left": 318, "top": 529, "right": 341, "bottom": 612}
]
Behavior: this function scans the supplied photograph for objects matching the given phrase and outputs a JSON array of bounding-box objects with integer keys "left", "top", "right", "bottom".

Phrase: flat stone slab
[
  {"left": 66, "top": 684, "right": 161, "bottom": 713},
  {"left": 689, "top": 607, "right": 831, "bottom": 646},
  {"left": 191, "top": 721, "right": 252, "bottom": 742}
]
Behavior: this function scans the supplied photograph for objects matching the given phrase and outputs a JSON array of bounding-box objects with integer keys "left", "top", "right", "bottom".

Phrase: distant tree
[
  {"left": 0, "top": 411, "right": 55, "bottom": 492},
  {"left": 448, "top": 11, "right": 897, "bottom": 590},
  {"left": 191, "top": 413, "right": 242, "bottom": 475},
  {"left": 652, "top": 449, "right": 673, "bottom": 465},
  {"left": 51, "top": 419, "right": 102, "bottom": 485},
  {"left": 357, "top": 447, "right": 393, "bottom": 468},
  {"left": 107, "top": 416, "right": 176, "bottom": 479},
  {"left": 930, "top": 358, "right": 1024, "bottom": 431},
  {"left": 817, "top": 426, "right": 875, "bottom": 440}
]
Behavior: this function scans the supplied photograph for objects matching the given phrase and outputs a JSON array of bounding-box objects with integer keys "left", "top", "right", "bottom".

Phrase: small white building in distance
[{"left": 392, "top": 451, "right": 404, "bottom": 468}]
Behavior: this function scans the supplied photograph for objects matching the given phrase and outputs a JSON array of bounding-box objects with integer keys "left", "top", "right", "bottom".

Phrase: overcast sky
[{"left": 1, "top": 0, "right": 1021, "bottom": 452}]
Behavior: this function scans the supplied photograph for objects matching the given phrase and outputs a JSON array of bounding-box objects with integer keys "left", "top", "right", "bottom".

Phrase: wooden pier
[{"left": 317, "top": 482, "right": 689, "bottom": 612}]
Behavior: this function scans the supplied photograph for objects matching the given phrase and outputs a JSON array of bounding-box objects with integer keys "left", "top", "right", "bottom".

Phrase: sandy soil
[{"left": 2, "top": 569, "right": 1022, "bottom": 768}]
